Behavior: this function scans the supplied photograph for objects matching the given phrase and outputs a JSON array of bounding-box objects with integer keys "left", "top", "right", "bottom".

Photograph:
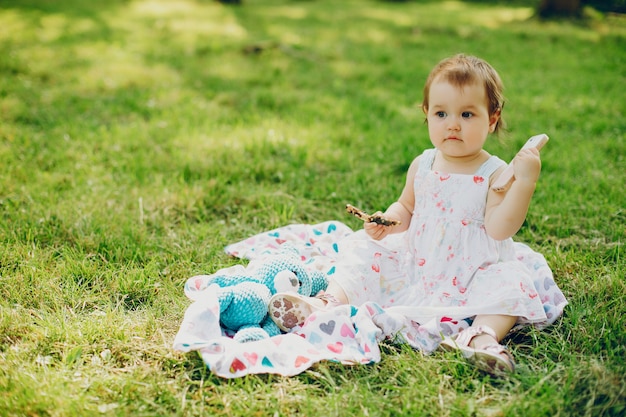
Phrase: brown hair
[{"left": 422, "top": 54, "right": 506, "bottom": 133}]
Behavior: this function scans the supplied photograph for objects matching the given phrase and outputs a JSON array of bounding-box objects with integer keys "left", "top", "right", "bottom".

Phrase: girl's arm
[
  {"left": 484, "top": 148, "right": 542, "bottom": 240},
  {"left": 364, "top": 156, "right": 419, "bottom": 240}
]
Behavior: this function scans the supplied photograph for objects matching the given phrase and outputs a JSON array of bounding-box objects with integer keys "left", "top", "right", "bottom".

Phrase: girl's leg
[
  {"left": 441, "top": 314, "right": 517, "bottom": 374},
  {"left": 469, "top": 314, "right": 516, "bottom": 349},
  {"left": 317, "top": 279, "right": 349, "bottom": 304}
]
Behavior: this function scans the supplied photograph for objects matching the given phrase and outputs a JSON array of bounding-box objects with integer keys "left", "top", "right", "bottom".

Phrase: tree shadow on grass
[{"left": 0, "top": 0, "right": 130, "bottom": 17}]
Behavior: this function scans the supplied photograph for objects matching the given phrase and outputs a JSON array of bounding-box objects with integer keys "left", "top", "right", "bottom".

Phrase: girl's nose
[{"left": 447, "top": 116, "right": 461, "bottom": 131}]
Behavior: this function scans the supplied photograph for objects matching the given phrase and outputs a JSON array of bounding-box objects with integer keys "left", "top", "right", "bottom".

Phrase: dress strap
[
  {"left": 418, "top": 149, "right": 437, "bottom": 174},
  {"left": 475, "top": 155, "right": 506, "bottom": 178}
]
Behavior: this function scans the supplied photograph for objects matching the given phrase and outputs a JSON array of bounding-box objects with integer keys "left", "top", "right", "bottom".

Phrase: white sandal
[
  {"left": 440, "top": 325, "right": 515, "bottom": 375},
  {"left": 268, "top": 292, "right": 340, "bottom": 332}
]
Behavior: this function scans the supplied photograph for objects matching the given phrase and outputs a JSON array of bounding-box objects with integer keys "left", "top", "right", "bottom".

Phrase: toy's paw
[{"left": 234, "top": 326, "right": 270, "bottom": 343}]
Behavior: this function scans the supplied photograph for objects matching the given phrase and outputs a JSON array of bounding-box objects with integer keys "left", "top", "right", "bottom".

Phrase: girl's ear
[
  {"left": 488, "top": 109, "right": 501, "bottom": 133},
  {"left": 422, "top": 105, "right": 429, "bottom": 125}
]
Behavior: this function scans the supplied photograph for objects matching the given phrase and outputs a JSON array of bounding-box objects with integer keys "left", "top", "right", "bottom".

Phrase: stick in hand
[{"left": 345, "top": 204, "right": 401, "bottom": 226}]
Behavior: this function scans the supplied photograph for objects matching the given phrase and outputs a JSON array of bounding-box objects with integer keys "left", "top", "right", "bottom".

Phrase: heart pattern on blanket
[
  {"left": 308, "top": 331, "right": 322, "bottom": 344},
  {"left": 294, "top": 355, "right": 309, "bottom": 368},
  {"left": 319, "top": 320, "right": 336, "bottom": 335},
  {"left": 243, "top": 352, "right": 258, "bottom": 365},
  {"left": 340, "top": 324, "right": 355, "bottom": 338},
  {"left": 230, "top": 358, "right": 247, "bottom": 373},
  {"left": 327, "top": 342, "right": 343, "bottom": 354},
  {"left": 440, "top": 316, "right": 458, "bottom": 325}
]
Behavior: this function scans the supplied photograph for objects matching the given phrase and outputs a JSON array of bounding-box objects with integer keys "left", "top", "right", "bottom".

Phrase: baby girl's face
[{"left": 425, "top": 79, "right": 499, "bottom": 160}]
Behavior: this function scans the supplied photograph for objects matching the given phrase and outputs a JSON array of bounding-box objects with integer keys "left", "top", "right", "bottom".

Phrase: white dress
[{"left": 330, "top": 149, "right": 566, "bottom": 328}]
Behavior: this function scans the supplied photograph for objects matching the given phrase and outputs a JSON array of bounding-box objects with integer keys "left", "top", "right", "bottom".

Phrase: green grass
[{"left": 0, "top": 0, "right": 624, "bottom": 415}]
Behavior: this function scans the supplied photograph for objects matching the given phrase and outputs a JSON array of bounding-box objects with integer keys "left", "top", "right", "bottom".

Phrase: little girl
[{"left": 269, "top": 54, "right": 567, "bottom": 375}]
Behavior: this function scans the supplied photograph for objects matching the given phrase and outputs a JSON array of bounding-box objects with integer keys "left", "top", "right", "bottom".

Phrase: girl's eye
[
  {"left": 462, "top": 111, "right": 473, "bottom": 118},
  {"left": 435, "top": 111, "right": 446, "bottom": 118}
]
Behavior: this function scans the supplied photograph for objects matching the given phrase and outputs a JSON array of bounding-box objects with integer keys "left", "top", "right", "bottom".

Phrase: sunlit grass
[{"left": 0, "top": 0, "right": 624, "bottom": 415}]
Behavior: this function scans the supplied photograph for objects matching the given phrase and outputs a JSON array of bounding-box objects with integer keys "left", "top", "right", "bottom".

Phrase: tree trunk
[{"left": 538, "top": 0, "right": 582, "bottom": 17}]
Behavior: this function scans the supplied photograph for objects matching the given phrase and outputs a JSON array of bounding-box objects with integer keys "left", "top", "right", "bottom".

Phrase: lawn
[{"left": 0, "top": 0, "right": 624, "bottom": 415}]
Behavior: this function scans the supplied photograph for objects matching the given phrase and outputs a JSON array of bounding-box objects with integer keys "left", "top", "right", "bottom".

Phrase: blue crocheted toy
[{"left": 187, "top": 246, "right": 328, "bottom": 343}]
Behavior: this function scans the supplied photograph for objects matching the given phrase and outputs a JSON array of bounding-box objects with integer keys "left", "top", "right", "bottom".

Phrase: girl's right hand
[{"left": 364, "top": 212, "right": 393, "bottom": 240}]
